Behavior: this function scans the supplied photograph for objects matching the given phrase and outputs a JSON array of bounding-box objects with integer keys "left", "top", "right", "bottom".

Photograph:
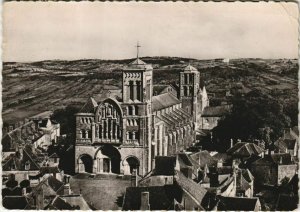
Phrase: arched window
[
  {"left": 81, "top": 130, "right": 86, "bottom": 139},
  {"left": 184, "top": 87, "right": 188, "bottom": 96},
  {"left": 88, "top": 130, "right": 92, "bottom": 139},
  {"left": 128, "top": 106, "right": 133, "bottom": 115},
  {"left": 129, "top": 81, "right": 134, "bottom": 100},
  {"left": 135, "top": 106, "right": 138, "bottom": 115},
  {"left": 189, "top": 86, "right": 193, "bottom": 95},
  {"left": 129, "top": 132, "right": 133, "bottom": 140},
  {"left": 99, "top": 125, "right": 102, "bottom": 138},
  {"left": 103, "top": 121, "right": 107, "bottom": 139}
]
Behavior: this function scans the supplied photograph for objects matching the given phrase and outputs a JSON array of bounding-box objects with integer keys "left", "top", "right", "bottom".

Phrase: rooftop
[
  {"left": 217, "top": 196, "right": 260, "bottom": 211},
  {"left": 152, "top": 93, "right": 181, "bottom": 111},
  {"left": 227, "top": 142, "right": 264, "bottom": 158}
]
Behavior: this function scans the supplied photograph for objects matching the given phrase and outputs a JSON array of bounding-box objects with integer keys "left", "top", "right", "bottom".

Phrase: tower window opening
[
  {"left": 129, "top": 81, "right": 134, "bottom": 100},
  {"left": 184, "top": 87, "right": 188, "bottom": 96}
]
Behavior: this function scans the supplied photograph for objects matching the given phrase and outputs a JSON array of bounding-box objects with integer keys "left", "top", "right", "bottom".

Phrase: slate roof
[
  {"left": 202, "top": 105, "right": 232, "bottom": 117},
  {"left": 40, "top": 166, "right": 61, "bottom": 175},
  {"left": 253, "top": 153, "right": 295, "bottom": 166},
  {"left": 152, "top": 93, "right": 181, "bottom": 111},
  {"left": 47, "top": 196, "right": 75, "bottom": 210},
  {"left": 123, "top": 185, "right": 182, "bottom": 210},
  {"left": 79, "top": 97, "right": 98, "bottom": 113},
  {"left": 227, "top": 142, "right": 264, "bottom": 158},
  {"left": 276, "top": 138, "right": 297, "bottom": 150},
  {"left": 175, "top": 171, "right": 207, "bottom": 206},
  {"left": 33, "top": 175, "right": 64, "bottom": 196},
  {"left": 2, "top": 145, "right": 40, "bottom": 171},
  {"left": 217, "top": 196, "right": 260, "bottom": 211},
  {"left": 153, "top": 156, "right": 176, "bottom": 176},
  {"left": 59, "top": 195, "right": 91, "bottom": 210},
  {"left": 3, "top": 196, "right": 30, "bottom": 209},
  {"left": 190, "top": 151, "right": 218, "bottom": 168}
]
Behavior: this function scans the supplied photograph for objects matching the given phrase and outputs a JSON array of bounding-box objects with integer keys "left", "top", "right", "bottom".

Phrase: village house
[
  {"left": 275, "top": 126, "right": 298, "bottom": 157},
  {"left": 251, "top": 153, "right": 297, "bottom": 186}
]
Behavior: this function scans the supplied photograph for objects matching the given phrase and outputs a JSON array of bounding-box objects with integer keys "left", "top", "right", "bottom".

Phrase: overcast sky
[{"left": 3, "top": 2, "right": 299, "bottom": 62}]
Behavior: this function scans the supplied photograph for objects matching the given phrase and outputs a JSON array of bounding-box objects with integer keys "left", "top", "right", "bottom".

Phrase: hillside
[{"left": 2, "top": 57, "right": 298, "bottom": 124}]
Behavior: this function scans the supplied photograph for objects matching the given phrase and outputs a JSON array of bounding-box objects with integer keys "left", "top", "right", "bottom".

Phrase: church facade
[{"left": 74, "top": 55, "right": 209, "bottom": 176}]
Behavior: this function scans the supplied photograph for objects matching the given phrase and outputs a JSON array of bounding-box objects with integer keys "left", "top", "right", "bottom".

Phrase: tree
[
  {"left": 51, "top": 105, "right": 80, "bottom": 137},
  {"left": 5, "top": 180, "right": 18, "bottom": 189},
  {"left": 213, "top": 90, "right": 291, "bottom": 152},
  {"left": 20, "top": 180, "right": 30, "bottom": 189}
]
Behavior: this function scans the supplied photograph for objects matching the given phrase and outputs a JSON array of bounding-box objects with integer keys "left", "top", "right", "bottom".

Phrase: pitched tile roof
[
  {"left": 152, "top": 93, "right": 181, "bottom": 111},
  {"left": 276, "top": 138, "right": 297, "bottom": 150},
  {"left": 175, "top": 171, "right": 207, "bottom": 206},
  {"left": 253, "top": 153, "right": 295, "bottom": 166},
  {"left": 217, "top": 196, "right": 260, "bottom": 211},
  {"left": 33, "top": 175, "right": 64, "bottom": 196},
  {"left": 47, "top": 196, "right": 75, "bottom": 210},
  {"left": 59, "top": 195, "right": 91, "bottom": 210},
  {"left": 190, "top": 151, "right": 218, "bottom": 168},
  {"left": 123, "top": 185, "right": 182, "bottom": 210},
  {"left": 227, "top": 142, "right": 264, "bottom": 158}
]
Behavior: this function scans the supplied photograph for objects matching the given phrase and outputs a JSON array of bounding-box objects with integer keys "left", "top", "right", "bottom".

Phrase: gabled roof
[
  {"left": 125, "top": 58, "right": 153, "bottom": 70},
  {"left": 59, "top": 195, "right": 91, "bottom": 210},
  {"left": 175, "top": 171, "right": 207, "bottom": 206},
  {"left": 47, "top": 196, "right": 75, "bottom": 210},
  {"left": 33, "top": 175, "right": 64, "bottom": 196},
  {"left": 253, "top": 153, "right": 295, "bottom": 166},
  {"left": 227, "top": 142, "right": 264, "bottom": 158},
  {"left": 276, "top": 138, "right": 297, "bottom": 150},
  {"left": 190, "top": 151, "right": 218, "bottom": 168},
  {"left": 152, "top": 93, "right": 181, "bottom": 111},
  {"left": 40, "top": 166, "right": 61, "bottom": 175},
  {"left": 3, "top": 196, "right": 30, "bottom": 209},
  {"left": 184, "top": 64, "right": 198, "bottom": 72},
  {"left": 79, "top": 97, "right": 98, "bottom": 113},
  {"left": 217, "top": 196, "right": 260, "bottom": 211}
]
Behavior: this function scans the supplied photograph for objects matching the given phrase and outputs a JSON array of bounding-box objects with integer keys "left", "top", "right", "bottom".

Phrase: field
[{"left": 2, "top": 57, "right": 298, "bottom": 124}]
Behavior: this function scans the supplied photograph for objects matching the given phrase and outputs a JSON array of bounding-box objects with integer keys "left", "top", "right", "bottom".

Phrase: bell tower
[
  {"left": 122, "top": 43, "right": 153, "bottom": 173},
  {"left": 180, "top": 64, "right": 200, "bottom": 130}
]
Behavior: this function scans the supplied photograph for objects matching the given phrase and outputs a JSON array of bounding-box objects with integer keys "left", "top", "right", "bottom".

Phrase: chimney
[
  {"left": 131, "top": 169, "right": 138, "bottom": 187},
  {"left": 64, "top": 184, "right": 71, "bottom": 195},
  {"left": 279, "top": 156, "right": 283, "bottom": 164},
  {"left": 140, "top": 192, "right": 150, "bottom": 210},
  {"left": 230, "top": 139, "right": 233, "bottom": 148}
]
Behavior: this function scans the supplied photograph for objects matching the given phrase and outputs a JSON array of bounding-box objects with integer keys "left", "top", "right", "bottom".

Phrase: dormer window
[
  {"left": 25, "top": 161, "right": 30, "bottom": 171},
  {"left": 11, "top": 163, "right": 16, "bottom": 170}
]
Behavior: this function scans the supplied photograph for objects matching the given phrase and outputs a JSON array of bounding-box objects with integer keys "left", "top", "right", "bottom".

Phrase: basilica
[{"left": 75, "top": 53, "right": 209, "bottom": 176}]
